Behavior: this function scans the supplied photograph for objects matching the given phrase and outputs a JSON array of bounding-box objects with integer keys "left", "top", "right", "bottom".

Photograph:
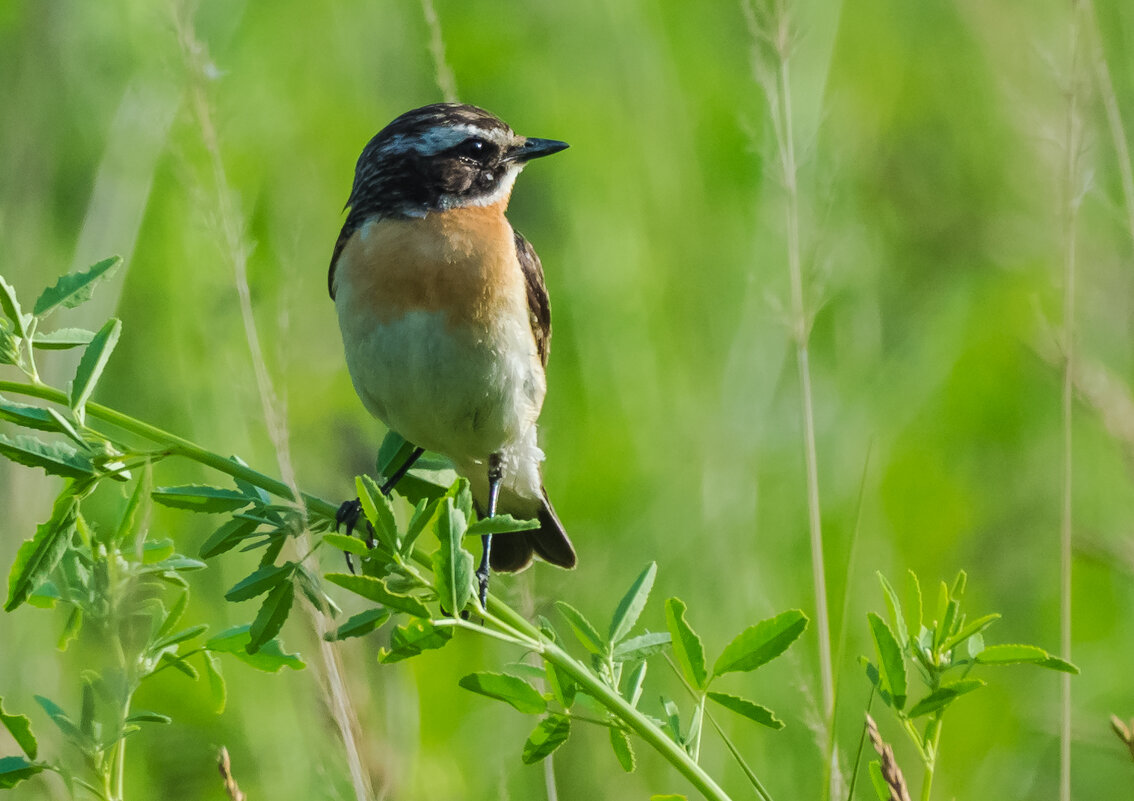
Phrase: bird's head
[{"left": 347, "top": 103, "right": 568, "bottom": 219}]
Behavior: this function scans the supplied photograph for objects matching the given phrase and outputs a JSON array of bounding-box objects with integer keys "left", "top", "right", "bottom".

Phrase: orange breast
[{"left": 335, "top": 200, "right": 525, "bottom": 330}]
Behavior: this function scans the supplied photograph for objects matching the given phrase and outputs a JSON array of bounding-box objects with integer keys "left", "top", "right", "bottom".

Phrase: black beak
[{"left": 506, "top": 137, "right": 569, "bottom": 163}]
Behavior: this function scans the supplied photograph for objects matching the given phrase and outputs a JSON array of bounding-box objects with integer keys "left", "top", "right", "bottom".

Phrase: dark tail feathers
[{"left": 489, "top": 489, "right": 576, "bottom": 573}]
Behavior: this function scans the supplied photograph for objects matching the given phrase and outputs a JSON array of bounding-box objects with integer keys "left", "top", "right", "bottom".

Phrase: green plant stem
[
  {"left": 0, "top": 375, "right": 733, "bottom": 801},
  {"left": 919, "top": 714, "right": 944, "bottom": 801}
]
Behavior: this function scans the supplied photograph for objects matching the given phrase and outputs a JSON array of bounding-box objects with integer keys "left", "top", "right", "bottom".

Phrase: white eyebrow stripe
[{"left": 378, "top": 124, "right": 514, "bottom": 158}]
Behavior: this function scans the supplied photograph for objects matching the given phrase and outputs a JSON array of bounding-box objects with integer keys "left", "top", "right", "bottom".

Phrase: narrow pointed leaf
[
  {"left": 32, "top": 328, "right": 96, "bottom": 350},
  {"left": 378, "top": 617, "right": 453, "bottom": 663},
  {"left": 1037, "top": 655, "right": 1079, "bottom": 674},
  {"left": 904, "top": 569, "right": 922, "bottom": 636},
  {"left": 434, "top": 497, "right": 473, "bottom": 613},
  {"left": 224, "top": 562, "right": 294, "bottom": 602},
  {"left": 867, "top": 612, "right": 907, "bottom": 710},
  {"left": 974, "top": 644, "right": 1051, "bottom": 666},
  {"left": 70, "top": 318, "right": 121, "bottom": 418},
  {"left": 199, "top": 517, "right": 260, "bottom": 559},
  {"left": 877, "top": 572, "right": 908, "bottom": 647},
  {"left": 941, "top": 613, "right": 1001, "bottom": 652},
  {"left": 0, "top": 395, "right": 59, "bottom": 431},
  {"left": 357, "top": 474, "right": 399, "bottom": 553},
  {"left": 665, "top": 598, "right": 708, "bottom": 690},
  {"left": 205, "top": 625, "right": 305, "bottom": 672},
  {"left": 707, "top": 691, "right": 784, "bottom": 729},
  {"left": 33, "top": 696, "right": 84, "bottom": 746},
  {"left": 322, "top": 532, "right": 370, "bottom": 556},
  {"left": 126, "top": 711, "right": 172, "bottom": 725},
  {"left": 0, "top": 275, "right": 26, "bottom": 336},
  {"left": 34, "top": 256, "right": 121, "bottom": 315},
  {"left": 323, "top": 608, "right": 391, "bottom": 641},
  {"left": 522, "top": 715, "right": 571, "bottom": 764},
  {"left": 152, "top": 485, "right": 252, "bottom": 513},
  {"left": 5, "top": 488, "right": 80, "bottom": 611},
  {"left": 0, "top": 433, "right": 93, "bottom": 479},
  {"left": 713, "top": 609, "right": 808, "bottom": 676},
  {"left": 555, "top": 601, "right": 606, "bottom": 655},
  {"left": 324, "top": 573, "right": 430, "bottom": 617},
  {"left": 402, "top": 497, "right": 439, "bottom": 555},
  {"left": 614, "top": 631, "right": 671, "bottom": 662},
  {"left": 0, "top": 698, "right": 36, "bottom": 759},
  {"left": 609, "top": 562, "right": 657, "bottom": 644},
  {"left": 0, "top": 756, "right": 45, "bottom": 789},
  {"left": 610, "top": 727, "right": 636, "bottom": 771},
  {"left": 203, "top": 651, "right": 226, "bottom": 713},
  {"left": 247, "top": 578, "right": 294, "bottom": 652},
  {"left": 867, "top": 761, "right": 891, "bottom": 801},
  {"left": 465, "top": 514, "right": 539, "bottom": 537},
  {"left": 907, "top": 679, "right": 986, "bottom": 718},
  {"left": 459, "top": 672, "right": 546, "bottom": 714}
]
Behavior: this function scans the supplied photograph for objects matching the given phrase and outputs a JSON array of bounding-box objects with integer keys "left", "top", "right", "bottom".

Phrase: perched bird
[{"left": 329, "top": 103, "right": 576, "bottom": 602}]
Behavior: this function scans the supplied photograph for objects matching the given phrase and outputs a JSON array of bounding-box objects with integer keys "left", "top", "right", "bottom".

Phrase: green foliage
[{"left": 861, "top": 570, "right": 1079, "bottom": 797}]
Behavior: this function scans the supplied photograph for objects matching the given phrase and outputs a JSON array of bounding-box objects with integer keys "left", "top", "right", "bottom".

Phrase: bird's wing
[
  {"left": 327, "top": 219, "right": 357, "bottom": 300},
  {"left": 514, "top": 229, "right": 551, "bottom": 368}
]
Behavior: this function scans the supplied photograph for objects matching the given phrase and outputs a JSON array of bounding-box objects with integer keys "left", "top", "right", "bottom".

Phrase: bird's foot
[{"left": 336, "top": 498, "right": 374, "bottom": 573}]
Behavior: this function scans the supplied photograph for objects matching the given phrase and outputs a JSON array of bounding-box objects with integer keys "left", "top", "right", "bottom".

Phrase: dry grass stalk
[
  {"left": 217, "top": 747, "right": 247, "bottom": 801},
  {"left": 865, "top": 714, "right": 912, "bottom": 801}
]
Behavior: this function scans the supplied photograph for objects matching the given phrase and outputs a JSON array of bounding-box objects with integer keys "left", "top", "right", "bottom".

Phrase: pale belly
[{"left": 337, "top": 304, "right": 545, "bottom": 467}]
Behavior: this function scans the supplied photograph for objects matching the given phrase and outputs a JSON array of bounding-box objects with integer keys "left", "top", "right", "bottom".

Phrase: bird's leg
[
  {"left": 476, "top": 453, "right": 503, "bottom": 608},
  {"left": 338, "top": 445, "right": 426, "bottom": 572}
]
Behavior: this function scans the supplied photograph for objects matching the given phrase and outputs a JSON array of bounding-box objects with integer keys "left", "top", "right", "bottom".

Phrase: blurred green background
[{"left": 2, "top": 0, "right": 1134, "bottom": 798}]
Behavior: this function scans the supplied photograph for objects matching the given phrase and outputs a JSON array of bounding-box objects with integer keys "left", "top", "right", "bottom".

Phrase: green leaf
[
  {"left": 613, "top": 631, "right": 671, "bottom": 663},
  {"left": 941, "top": 613, "right": 1001, "bottom": 652},
  {"left": 610, "top": 727, "right": 636, "bottom": 771},
  {"left": 33, "top": 695, "right": 85, "bottom": 747},
  {"left": 1037, "top": 655, "right": 1080, "bottom": 674},
  {"left": 34, "top": 256, "right": 121, "bottom": 316},
  {"left": 0, "top": 698, "right": 37, "bottom": 759},
  {"left": 867, "top": 761, "right": 890, "bottom": 801},
  {"left": 713, "top": 609, "right": 808, "bottom": 676},
  {"left": 206, "top": 625, "right": 305, "bottom": 672},
  {"left": 907, "top": 679, "right": 986, "bottom": 718},
  {"left": 224, "top": 562, "right": 295, "bottom": 602},
  {"left": 376, "top": 430, "right": 417, "bottom": 479},
  {"left": 555, "top": 601, "right": 606, "bottom": 655},
  {"left": 152, "top": 485, "right": 252, "bottom": 513},
  {"left": 32, "top": 328, "right": 96, "bottom": 350},
  {"left": 707, "top": 691, "right": 784, "bottom": 729},
  {"left": 465, "top": 514, "right": 538, "bottom": 537},
  {"left": 199, "top": 517, "right": 260, "bottom": 559},
  {"left": 0, "top": 274, "right": 27, "bottom": 337},
  {"left": 5, "top": 488, "right": 80, "bottom": 611},
  {"left": 0, "top": 756, "right": 46, "bottom": 790},
  {"left": 651, "top": 797, "right": 688, "bottom": 801},
  {"left": 378, "top": 617, "right": 453, "bottom": 663},
  {"left": 401, "top": 497, "right": 439, "bottom": 555},
  {"left": 110, "top": 461, "right": 152, "bottom": 549},
  {"left": 877, "top": 572, "right": 908, "bottom": 647},
  {"left": 0, "top": 433, "right": 94, "bottom": 479},
  {"left": 323, "top": 608, "right": 392, "bottom": 641},
  {"left": 623, "top": 660, "right": 648, "bottom": 708},
  {"left": 322, "top": 532, "right": 370, "bottom": 556},
  {"left": 357, "top": 474, "right": 399, "bottom": 552},
  {"left": 904, "top": 570, "right": 923, "bottom": 641},
  {"left": 867, "top": 612, "right": 907, "bottom": 710},
  {"left": 294, "top": 564, "right": 341, "bottom": 617},
  {"left": 203, "top": 651, "right": 226, "bottom": 713},
  {"left": 159, "top": 651, "right": 199, "bottom": 679},
  {"left": 665, "top": 598, "right": 708, "bottom": 690},
  {"left": 57, "top": 606, "right": 83, "bottom": 651},
  {"left": 69, "top": 317, "right": 121, "bottom": 420},
  {"left": 974, "top": 644, "right": 1052, "bottom": 666},
  {"left": 434, "top": 498, "right": 474, "bottom": 613},
  {"left": 153, "top": 623, "right": 208, "bottom": 651},
  {"left": 609, "top": 562, "right": 657, "bottom": 644},
  {"left": 126, "top": 711, "right": 172, "bottom": 725},
  {"left": 458, "top": 672, "right": 546, "bottom": 714},
  {"left": 0, "top": 395, "right": 59, "bottom": 431},
  {"left": 324, "top": 573, "right": 431, "bottom": 618},
  {"left": 522, "top": 715, "right": 571, "bottom": 764},
  {"left": 545, "top": 660, "right": 577, "bottom": 708},
  {"left": 247, "top": 579, "right": 294, "bottom": 653}
]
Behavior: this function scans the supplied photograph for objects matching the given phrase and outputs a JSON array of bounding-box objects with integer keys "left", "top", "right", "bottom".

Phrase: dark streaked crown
[{"left": 343, "top": 103, "right": 567, "bottom": 223}]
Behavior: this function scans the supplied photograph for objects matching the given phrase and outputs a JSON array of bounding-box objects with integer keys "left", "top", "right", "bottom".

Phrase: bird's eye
[{"left": 455, "top": 137, "right": 489, "bottom": 160}]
